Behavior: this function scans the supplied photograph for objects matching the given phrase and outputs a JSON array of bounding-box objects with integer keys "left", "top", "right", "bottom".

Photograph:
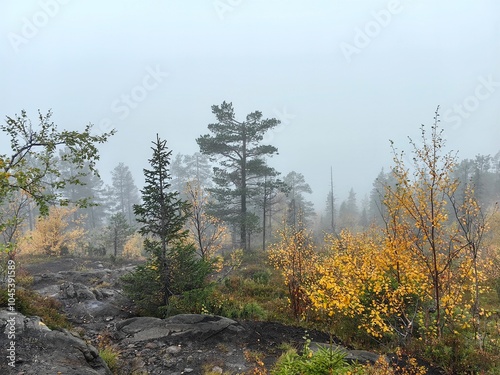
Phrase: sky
[{"left": 1, "top": 0, "right": 499, "bottom": 210}]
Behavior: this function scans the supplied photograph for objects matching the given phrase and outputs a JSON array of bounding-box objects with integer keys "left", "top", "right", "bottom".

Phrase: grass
[
  {"left": 202, "top": 362, "right": 232, "bottom": 375},
  {"left": 99, "top": 346, "right": 120, "bottom": 372},
  {"left": 215, "top": 251, "right": 291, "bottom": 320},
  {"left": 0, "top": 287, "right": 72, "bottom": 330},
  {"left": 168, "top": 249, "right": 292, "bottom": 323}
]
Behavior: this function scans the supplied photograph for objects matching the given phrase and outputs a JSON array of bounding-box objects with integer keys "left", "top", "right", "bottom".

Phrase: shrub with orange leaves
[
  {"left": 309, "top": 230, "right": 429, "bottom": 341},
  {"left": 18, "top": 205, "right": 85, "bottom": 256}
]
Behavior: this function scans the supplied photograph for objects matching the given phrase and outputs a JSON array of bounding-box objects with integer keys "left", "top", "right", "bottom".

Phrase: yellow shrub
[{"left": 18, "top": 206, "right": 85, "bottom": 256}]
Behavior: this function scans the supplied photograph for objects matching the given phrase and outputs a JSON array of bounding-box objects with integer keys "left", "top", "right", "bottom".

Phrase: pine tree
[
  {"left": 108, "top": 212, "right": 133, "bottom": 258},
  {"left": 255, "top": 169, "right": 287, "bottom": 251},
  {"left": 284, "top": 171, "right": 315, "bottom": 228},
  {"left": 133, "top": 135, "right": 189, "bottom": 306},
  {"left": 123, "top": 135, "right": 211, "bottom": 314},
  {"left": 109, "top": 162, "right": 140, "bottom": 225},
  {"left": 170, "top": 152, "right": 212, "bottom": 198},
  {"left": 58, "top": 148, "right": 107, "bottom": 230},
  {"left": 338, "top": 188, "right": 359, "bottom": 231},
  {"left": 197, "top": 101, "right": 280, "bottom": 251}
]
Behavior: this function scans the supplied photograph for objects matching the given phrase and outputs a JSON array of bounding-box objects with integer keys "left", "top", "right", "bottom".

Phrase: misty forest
[
  {"left": 1, "top": 103, "right": 499, "bottom": 374},
  {"left": 1, "top": 2, "right": 500, "bottom": 374}
]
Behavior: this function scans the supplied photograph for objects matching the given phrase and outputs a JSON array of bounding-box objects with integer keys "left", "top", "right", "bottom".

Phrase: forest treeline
[
  {"left": 1, "top": 106, "right": 500, "bottom": 373},
  {"left": 4, "top": 147, "right": 499, "bottom": 256},
  {"left": 3, "top": 135, "right": 499, "bottom": 259},
  {"left": 3, "top": 104, "right": 499, "bottom": 259}
]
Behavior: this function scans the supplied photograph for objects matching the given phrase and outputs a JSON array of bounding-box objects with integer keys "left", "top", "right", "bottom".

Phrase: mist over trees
[
  {"left": 170, "top": 152, "right": 212, "bottom": 197},
  {"left": 0, "top": 106, "right": 322, "bottom": 259},
  {"left": 2, "top": 107, "right": 498, "bottom": 259},
  {"left": 107, "top": 162, "right": 140, "bottom": 225},
  {"left": 1, "top": 107, "right": 499, "bottom": 372},
  {"left": 283, "top": 171, "right": 315, "bottom": 229},
  {"left": 122, "top": 134, "right": 210, "bottom": 310}
]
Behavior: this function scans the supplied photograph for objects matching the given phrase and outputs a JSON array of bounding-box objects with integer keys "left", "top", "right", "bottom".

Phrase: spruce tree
[{"left": 130, "top": 135, "right": 190, "bottom": 307}]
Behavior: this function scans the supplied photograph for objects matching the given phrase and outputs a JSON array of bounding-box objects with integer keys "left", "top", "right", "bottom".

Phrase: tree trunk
[
  {"left": 262, "top": 180, "right": 267, "bottom": 251},
  {"left": 240, "top": 124, "right": 247, "bottom": 251},
  {"left": 113, "top": 228, "right": 118, "bottom": 257}
]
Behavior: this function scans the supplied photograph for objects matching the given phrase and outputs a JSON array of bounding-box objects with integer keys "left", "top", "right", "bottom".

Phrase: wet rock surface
[
  {"left": 0, "top": 310, "right": 111, "bottom": 375},
  {"left": 1, "top": 258, "right": 392, "bottom": 374}
]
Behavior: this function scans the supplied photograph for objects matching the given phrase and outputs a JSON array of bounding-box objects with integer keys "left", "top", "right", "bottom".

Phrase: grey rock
[
  {"left": 60, "top": 282, "right": 96, "bottom": 301},
  {"left": 0, "top": 309, "right": 111, "bottom": 375},
  {"left": 77, "top": 287, "right": 97, "bottom": 300},
  {"left": 145, "top": 341, "right": 158, "bottom": 349},
  {"left": 310, "top": 342, "right": 382, "bottom": 365},
  {"left": 61, "top": 281, "right": 77, "bottom": 298},
  {"left": 116, "top": 314, "right": 243, "bottom": 343},
  {"left": 92, "top": 288, "right": 104, "bottom": 300},
  {"left": 166, "top": 345, "right": 182, "bottom": 355},
  {"left": 346, "top": 350, "right": 383, "bottom": 364}
]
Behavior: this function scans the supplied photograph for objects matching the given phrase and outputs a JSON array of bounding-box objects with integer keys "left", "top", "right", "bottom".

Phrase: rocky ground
[{"left": 0, "top": 257, "right": 437, "bottom": 374}]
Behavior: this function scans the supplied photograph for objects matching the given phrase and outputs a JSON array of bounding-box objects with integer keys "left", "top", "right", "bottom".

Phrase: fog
[{"left": 2, "top": 0, "right": 499, "bottom": 209}]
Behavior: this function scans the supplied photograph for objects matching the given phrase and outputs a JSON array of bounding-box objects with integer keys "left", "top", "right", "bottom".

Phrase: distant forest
[
  {"left": 4, "top": 105, "right": 499, "bottom": 256},
  {"left": 12, "top": 144, "right": 500, "bottom": 255}
]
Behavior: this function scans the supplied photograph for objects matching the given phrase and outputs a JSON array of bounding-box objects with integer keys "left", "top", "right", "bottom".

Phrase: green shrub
[
  {"left": 421, "top": 333, "right": 487, "bottom": 374},
  {"left": 252, "top": 269, "right": 272, "bottom": 285},
  {"left": 240, "top": 301, "right": 267, "bottom": 320},
  {"left": 272, "top": 341, "right": 362, "bottom": 375},
  {"left": 494, "top": 278, "right": 500, "bottom": 301},
  {"left": 121, "top": 241, "right": 213, "bottom": 317},
  {"left": 167, "top": 286, "right": 216, "bottom": 315},
  {"left": 121, "top": 264, "right": 163, "bottom": 316}
]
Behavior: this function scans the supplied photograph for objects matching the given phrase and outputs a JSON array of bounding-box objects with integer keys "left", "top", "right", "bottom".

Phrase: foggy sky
[{"left": 2, "top": 0, "right": 499, "bottom": 210}]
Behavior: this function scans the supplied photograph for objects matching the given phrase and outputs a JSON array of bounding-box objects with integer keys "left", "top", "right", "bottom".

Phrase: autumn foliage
[
  {"left": 185, "top": 180, "right": 228, "bottom": 261},
  {"left": 19, "top": 205, "right": 85, "bottom": 256},
  {"left": 269, "top": 112, "right": 499, "bottom": 372},
  {"left": 268, "top": 223, "right": 318, "bottom": 320},
  {"left": 310, "top": 230, "right": 429, "bottom": 341}
]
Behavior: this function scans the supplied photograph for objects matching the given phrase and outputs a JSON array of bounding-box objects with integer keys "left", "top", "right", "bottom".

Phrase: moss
[{"left": 0, "top": 287, "right": 72, "bottom": 330}]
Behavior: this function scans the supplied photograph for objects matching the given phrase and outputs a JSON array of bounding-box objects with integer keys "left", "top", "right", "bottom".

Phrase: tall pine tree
[
  {"left": 284, "top": 171, "right": 315, "bottom": 228},
  {"left": 108, "top": 162, "right": 140, "bottom": 225},
  {"left": 130, "top": 135, "right": 190, "bottom": 307},
  {"left": 197, "top": 101, "right": 280, "bottom": 251}
]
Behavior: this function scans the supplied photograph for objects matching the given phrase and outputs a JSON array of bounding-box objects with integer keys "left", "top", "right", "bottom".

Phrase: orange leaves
[
  {"left": 382, "top": 116, "right": 493, "bottom": 343},
  {"left": 122, "top": 232, "right": 145, "bottom": 259},
  {"left": 309, "top": 230, "right": 424, "bottom": 338},
  {"left": 18, "top": 205, "right": 85, "bottom": 256}
]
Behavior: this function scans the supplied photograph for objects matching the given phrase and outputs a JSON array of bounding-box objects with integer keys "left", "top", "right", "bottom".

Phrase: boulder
[
  {"left": 57, "top": 281, "right": 132, "bottom": 324},
  {"left": 0, "top": 310, "right": 111, "bottom": 375},
  {"left": 115, "top": 314, "right": 244, "bottom": 343},
  {"left": 346, "top": 349, "right": 384, "bottom": 365}
]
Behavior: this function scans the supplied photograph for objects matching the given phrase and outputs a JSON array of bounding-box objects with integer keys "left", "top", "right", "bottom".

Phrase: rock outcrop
[
  {"left": 0, "top": 310, "right": 111, "bottom": 375},
  {"left": 32, "top": 267, "right": 135, "bottom": 325},
  {"left": 5, "top": 259, "right": 394, "bottom": 374},
  {"left": 112, "top": 314, "right": 251, "bottom": 374}
]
